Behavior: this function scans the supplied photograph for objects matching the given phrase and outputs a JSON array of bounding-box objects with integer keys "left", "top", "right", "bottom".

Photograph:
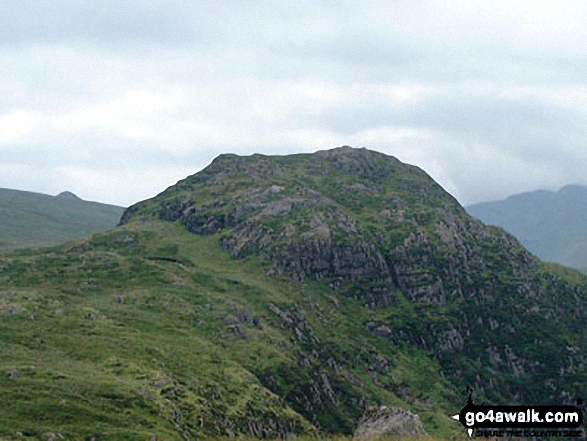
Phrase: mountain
[
  {"left": 0, "top": 188, "right": 125, "bottom": 252},
  {"left": 467, "top": 185, "right": 587, "bottom": 270},
  {"left": 56, "top": 191, "right": 82, "bottom": 201},
  {"left": 1, "top": 147, "right": 585, "bottom": 440}
]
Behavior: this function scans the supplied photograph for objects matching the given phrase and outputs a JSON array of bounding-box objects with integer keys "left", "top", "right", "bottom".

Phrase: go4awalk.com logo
[{"left": 451, "top": 390, "right": 584, "bottom": 438}]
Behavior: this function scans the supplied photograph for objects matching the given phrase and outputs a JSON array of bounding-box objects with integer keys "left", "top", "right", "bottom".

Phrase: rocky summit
[{"left": 1, "top": 147, "right": 586, "bottom": 439}]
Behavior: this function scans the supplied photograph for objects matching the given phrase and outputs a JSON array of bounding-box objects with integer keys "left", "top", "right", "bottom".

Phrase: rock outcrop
[
  {"left": 118, "top": 146, "right": 587, "bottom": 431},
  {"left": 353, "top": 406, "right": 428, "bottom": 440}
]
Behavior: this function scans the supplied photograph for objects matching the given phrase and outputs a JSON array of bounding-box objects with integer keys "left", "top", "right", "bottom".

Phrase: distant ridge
[
  {"left": 467, "top": 184, "right": 587, "bottom": 270},
  {"left": 0, "top": 187, "right": 125, "bottom": 252},
  {"left": 56, "top": 190, "right": 82, "bottom": 200}
]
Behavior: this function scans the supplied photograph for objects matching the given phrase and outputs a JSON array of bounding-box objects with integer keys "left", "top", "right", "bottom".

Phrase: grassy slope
[
  {"left": 1, "top": 149, "right": 586, "bottom": 439},
  {"left": 0, "top": 221, "right": 460, "bottom": 440},
  {"left": 0, "top": 188, "right": 125, "bottom": 252}
]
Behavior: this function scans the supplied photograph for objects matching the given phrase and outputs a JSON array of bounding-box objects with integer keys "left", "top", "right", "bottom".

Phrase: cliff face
[
  {"left": 123, "top": 148, "right": 464, "bottom": 305},
  {"left": 122, "top": 147, "right": 586, "bottom": 406}
]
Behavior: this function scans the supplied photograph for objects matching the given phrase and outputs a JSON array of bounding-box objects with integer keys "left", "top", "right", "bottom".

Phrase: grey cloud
[
  {"left": 0, "top": 1, "right": 340, "bottom": 48},
  {"left": 291, "top": 85, "right": 587, "bottom": 204},
  {"left": 0, "top": 142, "right": 206, "bottom": 171},
  {"left": 0, "top": 0, "right": 202, "bottom": 45},
  {"left": 2, "top": 0, "right": 585, "bottom": 88},
  {"left": 413, "top": 93, "right": 582, "bottom": 140},
  {"left": 295, "top": 85, "right": 582, "bottom": 139},
  {"left": 2, "top": 0, "right": 587, "bottom": 207}
]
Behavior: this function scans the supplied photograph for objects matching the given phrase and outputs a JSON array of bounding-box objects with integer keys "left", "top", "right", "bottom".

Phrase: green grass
[
  {"left": 0, "top": 221, "right": 463, "bottom": 439},
  {"left": 1, "top": 148, "right": 585, "bottom": 440}
]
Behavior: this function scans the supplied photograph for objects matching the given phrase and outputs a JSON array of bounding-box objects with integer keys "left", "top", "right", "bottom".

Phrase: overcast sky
[{"left": 1, "top": 1, "right": 587, "bottom": 207}]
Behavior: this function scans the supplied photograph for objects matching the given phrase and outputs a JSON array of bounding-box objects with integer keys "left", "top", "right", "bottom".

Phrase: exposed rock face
[
  {"left": 120, "top": 146, "right": 587, "bottom": 420},
  {"left": 353, "top": 406, "right": 428, "bottom": 440},
  {"left": 1, "top": 147, "right": 586, "bottom": 440},
  {"left": 121, "top": 148, "right": 459, "bottom": 308},
  {"left": 120, "top": 147, "right": 536, "bottom": 310}
]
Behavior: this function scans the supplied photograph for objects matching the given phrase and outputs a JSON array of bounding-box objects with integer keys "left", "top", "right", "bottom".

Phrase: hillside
[
  {"left": 1, "top": 147, "right": 585, "bottom": 439},
  {"left": 0, "top": 188, "right": 125, "bottom": 252},
  {"left": 467, "top": 185, "right": 587, "bottom": 270}
]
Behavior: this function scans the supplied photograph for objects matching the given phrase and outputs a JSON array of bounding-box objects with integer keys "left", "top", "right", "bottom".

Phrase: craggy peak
[
  {"left": 1, "top": 146, "right": 585, "bottom": 439},
  {"left": 4, "top": 1, "right": 587, "bottom": 439}
]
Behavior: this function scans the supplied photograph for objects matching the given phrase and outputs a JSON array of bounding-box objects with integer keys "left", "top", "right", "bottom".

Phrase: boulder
[
  {"left": 6, "top": 368, "right": 21, "bottom": 379},
  {"left": 353, "top": 406, "right": 428, "bottom": 440}
]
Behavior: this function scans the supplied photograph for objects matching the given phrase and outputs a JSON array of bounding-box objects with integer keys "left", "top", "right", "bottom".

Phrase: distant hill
[
  {"left": 0, "top": 188, "right": 125, "bottom": 252},
  {"left": 56, "top": 190, "right": 82, "bottom": 200},
  {"left": 466, "top": 185, "right": 587, "bottom": 270}
]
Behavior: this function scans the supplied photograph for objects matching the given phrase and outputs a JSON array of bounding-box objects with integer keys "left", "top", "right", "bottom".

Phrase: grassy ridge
[
  {"left": 0, "top": 188, "right": 124, "bottom": 252},
  {"left": 0, "top": 222, "right": 461, "bottom": 439}
]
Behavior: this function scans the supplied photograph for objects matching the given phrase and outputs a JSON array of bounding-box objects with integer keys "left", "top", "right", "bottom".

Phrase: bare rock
[
  {"left": 5, "top": 305, "right": 20, "bottom": 315},
  {"left": 373, "top": 325, "right": 392, "bottom": 337},
  {"left": 151, "top": 378, "right": 170, "bottom": 388},
  {"left": 227, "top": 324, "right": 247, "bottom": 336},
  {"left": 353, "top": 406, "right": 428, "bottom": 440},
  {"left": 7, "top": 368, "right": 21, "bottom": 379}
]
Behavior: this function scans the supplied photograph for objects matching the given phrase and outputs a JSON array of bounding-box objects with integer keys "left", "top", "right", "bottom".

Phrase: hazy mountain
[
  {"left": 56, "top": 190, "right": 82, "bottom": 200},
  {"left": 1, "top": 148, "right": 585, "bottom": 439},
  {"left": 0, "top": 187, "right": 125, "bottom": 252},
  {"left": 467, "top": 185, "right": 587, "bottom": 270}
]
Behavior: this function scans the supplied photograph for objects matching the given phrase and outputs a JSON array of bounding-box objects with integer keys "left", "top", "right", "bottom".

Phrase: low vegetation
[{"left": 1, "top": 148, "right": 585, "bottom": 439}]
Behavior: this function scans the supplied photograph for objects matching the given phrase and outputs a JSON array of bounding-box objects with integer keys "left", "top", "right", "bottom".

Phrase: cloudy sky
[{"left": 1, "top": 1, "right": 587, "bottom": 207}]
